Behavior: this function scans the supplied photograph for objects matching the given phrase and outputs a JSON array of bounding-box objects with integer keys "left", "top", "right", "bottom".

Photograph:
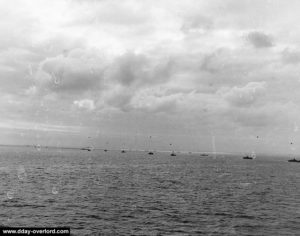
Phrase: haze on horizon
[{"left": 0, "top": 0, "right": 300, "bottom": 155}]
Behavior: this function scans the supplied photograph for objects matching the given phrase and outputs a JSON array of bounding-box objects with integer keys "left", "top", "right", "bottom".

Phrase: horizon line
[{"left": 0, "top": 143, "right": 294, "bottom": 157}]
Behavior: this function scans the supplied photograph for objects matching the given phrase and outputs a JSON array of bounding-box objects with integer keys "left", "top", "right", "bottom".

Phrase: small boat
[
  {"left": 81, "top": 147, "right": 92, "bottom": 151},
  {"left": 200, "top": 153, "right": 209, "bottom": 157},
  {"left": 147, "top": 136, "right": 154, "bottom": 156},
  {"left": 288, "top": 158, "right": 300, "bottom": 163},
  {"left": 121, "top": 150, "right": 126, "bottom": 153},
  {"left": 104, "top": 149, "right": 108, "bottom": 152},
  {"left": 243, "top": 155, "right": 253, "bottom": 160},
  {"left": 170, "top": 152, "right": 176, "bottom": 156}
]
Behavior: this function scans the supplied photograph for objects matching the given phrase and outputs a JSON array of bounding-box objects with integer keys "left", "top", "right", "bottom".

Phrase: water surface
[{"left": 0, "top": 146, "right": 299, "bottom": 235}]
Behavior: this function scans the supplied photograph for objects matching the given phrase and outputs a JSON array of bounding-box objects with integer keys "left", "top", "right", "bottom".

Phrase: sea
[{"left": 0, "top": 146, "right": 299, "bottom": 235}]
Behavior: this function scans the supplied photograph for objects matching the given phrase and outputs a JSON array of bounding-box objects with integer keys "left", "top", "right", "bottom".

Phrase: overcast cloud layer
[{"left": 1, "top": 0, "right": 300, "bottom": 154}]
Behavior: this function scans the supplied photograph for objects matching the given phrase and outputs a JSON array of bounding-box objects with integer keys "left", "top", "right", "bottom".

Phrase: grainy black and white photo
[{"left": 0, "top": 0, "right": 299, "bottom": 235}]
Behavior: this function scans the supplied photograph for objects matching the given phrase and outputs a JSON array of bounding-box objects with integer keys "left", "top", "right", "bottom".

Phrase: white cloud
[
  {"left": 221, "top": 82, "right": 267, "bottom": 107},
  {"left": 25, "top": 86, "right": 37, "bottom": 96},
  {"left": 130, "top": 89, "right": 182, "bottom": 113},
  {"left": 73, "top": 99, "right": 95, "bottom": 111}
]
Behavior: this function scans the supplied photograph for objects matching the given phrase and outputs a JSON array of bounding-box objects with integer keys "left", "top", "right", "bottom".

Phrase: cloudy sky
[{"left": 1, "top": 0, "right": 300, "bottom": 154}]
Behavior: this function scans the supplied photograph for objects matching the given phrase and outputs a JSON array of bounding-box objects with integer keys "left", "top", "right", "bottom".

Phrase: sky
[{"left": 1, "top": 0, "right": 300, "bottom": 154}]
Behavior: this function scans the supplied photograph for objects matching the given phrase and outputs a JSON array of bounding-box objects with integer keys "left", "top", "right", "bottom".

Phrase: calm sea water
[{"left": 0, "top": 146, "right": 299, "bottom": 235}]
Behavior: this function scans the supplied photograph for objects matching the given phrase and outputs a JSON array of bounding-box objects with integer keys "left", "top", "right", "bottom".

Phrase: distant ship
[
  {"left": 170, "top": 152, "right": 176, "bottom": 156},
  {"left": 104, "top": 149, "right": 108, "bottom": 152},
  {"left": 288, "top": 158, "right": 300, "bottom": 163},
  {"left": 200, "top": 153, "right": 209, "bottom": 157},
  {"left": 121, "top": 150, "right": 126, "bottom": 153},
  {"left": 243, "top": 155, "right": 253, "bottom": 160},
  {"left": 81, "top": 147, "right": 93, "bottom": 151},
  {"left": 147, "top": 136, "right": 154, "bottom": 156}
]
